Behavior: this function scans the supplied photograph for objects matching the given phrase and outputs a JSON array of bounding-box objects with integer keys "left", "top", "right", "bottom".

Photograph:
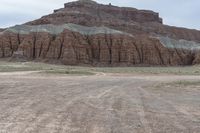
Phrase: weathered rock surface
[{"left": 0, "top": 0, "right": 200, "bottom": 66}]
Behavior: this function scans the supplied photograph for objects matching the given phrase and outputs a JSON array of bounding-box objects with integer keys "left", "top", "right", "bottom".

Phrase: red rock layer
[
  {"left": 0, "top": 29, "right": 198, "bottom": 66},
  {"left": 0, "top": 0, "right": 200, "bottom": 66}
]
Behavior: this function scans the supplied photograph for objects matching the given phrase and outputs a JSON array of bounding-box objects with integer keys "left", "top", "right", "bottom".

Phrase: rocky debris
[
  {"left": 11, "top": 51, "right": 28, "bottom": 62},
  {"left": 0, "top": 0, "right": 200, "bottom": 66}
]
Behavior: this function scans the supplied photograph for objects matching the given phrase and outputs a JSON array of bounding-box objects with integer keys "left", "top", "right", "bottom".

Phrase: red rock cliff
[{"left": 0, "top": 0, "right": 200, "bottom": 66}]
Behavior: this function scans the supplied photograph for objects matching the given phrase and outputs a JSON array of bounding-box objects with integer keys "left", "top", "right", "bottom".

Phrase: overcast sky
[{"left": 0, "top": 0, "right": 199, "bottom": 30}]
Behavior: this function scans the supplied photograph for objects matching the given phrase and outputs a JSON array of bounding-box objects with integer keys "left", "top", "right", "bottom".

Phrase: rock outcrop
[{"left": 0, "top": 0, "right": 200, "bottom": 66}]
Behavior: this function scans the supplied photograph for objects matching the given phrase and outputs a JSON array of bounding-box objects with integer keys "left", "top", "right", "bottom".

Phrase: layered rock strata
[{"left": 0, "top": 0, "right": 200, "bottom": 66}]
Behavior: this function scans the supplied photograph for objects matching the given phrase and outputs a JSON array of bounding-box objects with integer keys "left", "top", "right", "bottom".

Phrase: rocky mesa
[{"left": 0, "top": 0, "right": 200, "bottom": 66}]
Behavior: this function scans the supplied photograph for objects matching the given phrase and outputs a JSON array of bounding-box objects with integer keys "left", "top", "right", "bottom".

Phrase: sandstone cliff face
[
  {"left": 26, "top": 0, "right": 200, "bottom": 42},
  {"left": 0, "top": 0, "right": 200, "bottom": 66},
  {"left": 27, "top": 0, "right": 162, "bottom": 26}
]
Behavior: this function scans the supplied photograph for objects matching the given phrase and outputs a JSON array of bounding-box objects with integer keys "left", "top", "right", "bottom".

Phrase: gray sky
[{"left": 0, "top": 0, "right": 199, "bottom": 30}]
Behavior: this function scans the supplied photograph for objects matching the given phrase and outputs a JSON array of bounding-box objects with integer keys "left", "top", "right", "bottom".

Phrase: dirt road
[{"left": 0, "top": 72, "right": 200, "bottom": 133}]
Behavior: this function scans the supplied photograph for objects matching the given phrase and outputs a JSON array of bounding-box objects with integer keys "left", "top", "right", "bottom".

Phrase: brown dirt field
[{"left": 0, "top": 71, "right": 200, "bottom": 133}]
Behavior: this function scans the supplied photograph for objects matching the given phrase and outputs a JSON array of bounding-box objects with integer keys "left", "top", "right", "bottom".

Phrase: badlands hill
[{"left": 0, "top": 0, "right": 200, "bottom": 66}]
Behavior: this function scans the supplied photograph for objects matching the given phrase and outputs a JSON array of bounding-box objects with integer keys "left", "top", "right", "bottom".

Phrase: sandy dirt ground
[{"left": 0, "top": 71, "right": 200, "bottom": 133}]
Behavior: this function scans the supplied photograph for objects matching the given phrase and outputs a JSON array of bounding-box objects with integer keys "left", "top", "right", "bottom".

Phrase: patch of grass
[
  {"left": 0, "top": 65, "right": 42, "bottom": 72},
  {"left": 169, "top": 80, "right": 200, "bottom": 86},
  {"left": 0, "top": 60, "right": 200, "bottom": 75},
  {"left": 43, "top": 69, "right": 94, "bottom": 75},
  {"left": 152, "top": 80, "right": 200, "bottom": 90},
  {"left": 93, "top": 66, "right": 200, "bottom": 75}
]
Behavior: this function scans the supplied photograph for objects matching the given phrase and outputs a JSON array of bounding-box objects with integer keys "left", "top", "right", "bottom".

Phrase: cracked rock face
[{"left": 0, "top": 0, "right": 200, "bottom": 66}]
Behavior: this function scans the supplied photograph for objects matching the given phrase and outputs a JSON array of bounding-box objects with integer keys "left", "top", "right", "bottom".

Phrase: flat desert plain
[{"left": 0, "top": 61, "right": 200, "bottom": 133}]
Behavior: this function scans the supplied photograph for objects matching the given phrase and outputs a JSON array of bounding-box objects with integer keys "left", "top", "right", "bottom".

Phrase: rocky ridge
[{"left": 0, "top": 0, "right": 200, "bottom": 66}]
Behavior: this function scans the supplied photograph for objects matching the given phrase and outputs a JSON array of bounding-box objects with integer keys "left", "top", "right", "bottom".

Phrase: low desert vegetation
[
  {"left": 149, "top": 80, "right": 200, "bottom": 92},
  {"left": 164, "top": 80, "right": 200, "bottom": 87},
  {"left": 0, "top": 59, "right": 200, "bottom": 75},
  {"left": 93, "top": 66, "right": 200, "bottom": 75},
  {"left": 43, "top": 69, "right": 94, "bottom": 75}
]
